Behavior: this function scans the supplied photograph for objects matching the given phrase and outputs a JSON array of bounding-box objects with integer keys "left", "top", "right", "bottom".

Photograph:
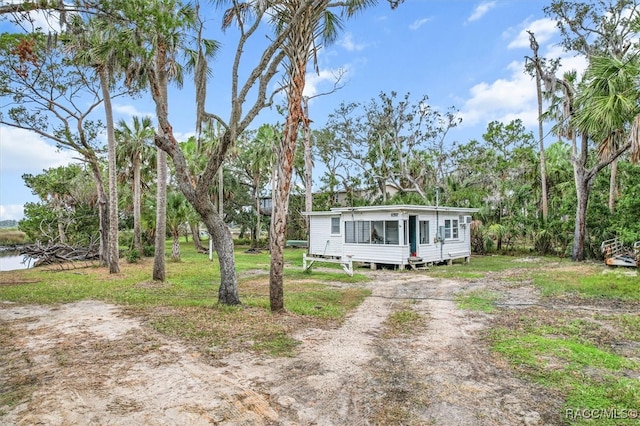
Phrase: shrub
[
  {"left": 126, "top": 249, "right": 141, "bottom": 263},
  {"left": 142, "top": 244, "right": 154, "bottom": 257},
  {"left": 534, "top": 229, "right": 554, "bottom": 255}
]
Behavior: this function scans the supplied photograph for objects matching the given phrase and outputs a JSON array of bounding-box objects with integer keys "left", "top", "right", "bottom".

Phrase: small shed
[{"left": 304, "top": 204, "right": 478, "bottom": 271}]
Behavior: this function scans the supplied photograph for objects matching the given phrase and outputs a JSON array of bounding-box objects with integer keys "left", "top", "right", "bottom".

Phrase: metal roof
[{"left": 304, "top": 204, "right": 479, "bottom": 216}]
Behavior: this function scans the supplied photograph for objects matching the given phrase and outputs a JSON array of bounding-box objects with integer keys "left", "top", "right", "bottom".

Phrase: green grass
[
  {"left": 0, "top": 243, "right": 370, "bottom": 358},
  {"left": 384, "top": 308, "right": 424, "bottom": 336},
  {"left": 491, "top": 330, "right": 636, "bottom": 371},
  {"left": 252, "top": 331, "right": 301, "bottom": 357},
  {"left": 427, "top": 255, "right": 561, "bottom": 279},
  {"left": 455, "top": 289, "right": 499, "bottom": 313},
  {"left": 534, "top": 268, "right": 640, "bottom": 300},
  {"left": 489, "top": 311, "right": 640, "bottom": 425}
]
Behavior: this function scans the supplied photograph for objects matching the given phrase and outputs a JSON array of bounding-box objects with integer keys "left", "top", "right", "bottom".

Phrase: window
[
  {"left": 385, "top": 221, "right": 399, "bottom": 245},
  {"left": 331, "top": 217, "right": 340, "bottom": 234},
  {"left": 371, "top": 221, "right": 384, "bottom": 244},
  {"left": 444, "top": 219, "right": 459, "bottom": 240},
  {"left": 357, "top": 221, "right": 371, "bottom": 244},
  {"left": 419, "top": 220, "right": 429, "bottom": 244},
  {"left": 345, "top": 221, "right": 356, "bottom": 243},
  {"left": 344, "top": 220, "right": 400, "bottom": 245}
]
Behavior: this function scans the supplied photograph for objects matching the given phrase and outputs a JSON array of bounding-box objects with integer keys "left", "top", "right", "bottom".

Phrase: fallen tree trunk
[{"left": 20, "top": 242, "right": 100, "bottom": 267}]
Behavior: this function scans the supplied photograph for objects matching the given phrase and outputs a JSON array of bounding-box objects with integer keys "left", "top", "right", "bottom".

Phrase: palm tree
[
  {"left": 570, "top": 55, "right": 639, "bottom": 259},
  {"left": 67, "top": 12, "right": 130, "bottom": 273},
  {"left": 267, "top": 0, "right": 339, "bottom": 312},
  {"left": 267, "top": 0, "right": 400, "bottom": 312},
  {"left": 233, "top": 125, "right": 278, "bottom": 247},
  {"left": 166, "top": 190, "right": 189, "bottom": 261},
  {"left": 111, "top": 0, "right": 199, "bottom": 281},
  {"left": 544, "top": 0, "right": 640, "bottom": 260},
  {"left": 115, "top": 116, "right": 156, "bottom": 255},
  {"left": 526, "top": 31, "right": 549, "bottom": 222}
]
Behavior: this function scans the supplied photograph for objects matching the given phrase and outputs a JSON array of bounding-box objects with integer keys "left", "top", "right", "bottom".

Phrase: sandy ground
[{"left": 0, "top": 271, "right": 562, "bottom": 425}]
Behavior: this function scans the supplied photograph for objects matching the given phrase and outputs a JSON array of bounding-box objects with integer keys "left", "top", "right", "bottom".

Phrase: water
[{"left": 0, "top": 251, "right": 33, "bottom": 272}]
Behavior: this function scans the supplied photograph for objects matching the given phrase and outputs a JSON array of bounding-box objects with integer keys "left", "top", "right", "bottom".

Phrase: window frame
[
  {"left": 343, "top": 219, "right": 400, "bottom": 245},
  {"left": 331, "top": 217, "right": 340, "bottom": 235},
  {"left": 419, "top": 220, "right": 430, "bottom": 244},
  {"left": 444, "top": 219, "right": 459, "bottom": 240}
]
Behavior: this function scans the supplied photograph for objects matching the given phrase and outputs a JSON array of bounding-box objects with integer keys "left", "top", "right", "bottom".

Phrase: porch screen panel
[
  {"left": 345, "top": 221, "right": 356, "bottom": 243},
  {"left": 371, "top": 221, "right": 384, "bottom": 244},
  {"left": 403, "top": 220, "right": 408, "bottom": 246},
  {"left": 357, "top": 221, "right": 371, "bottom": 244},
  {"left": 385, "top": 221, "right": 399, "bottom": 245}
]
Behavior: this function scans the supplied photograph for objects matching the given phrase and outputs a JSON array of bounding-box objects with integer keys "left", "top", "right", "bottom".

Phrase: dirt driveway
[{"left": 1, "top": 271, "right": 561, "bottom": 425}]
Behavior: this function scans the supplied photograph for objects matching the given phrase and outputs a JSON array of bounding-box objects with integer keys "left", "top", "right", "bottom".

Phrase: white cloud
[
  {"left": 546, "top": 44, "right": 589, "bottom": 77},
  {"left": 5, "top": 0, "right": 64, "bottom": 33},
  {"left": 0, "top": 205, "right": 25, "bottom": 221},
  {"left": 507, "top": 18, "right": 558, "bottom": 49},
  {"left": 459, "top": 21, "right": 589, "bottom": 133},
  {"left": 410, "top": 18, "right": 431, "bottom": 31},
  {"left": 303, "top": 67, "right": 350, "bottom": 98},
  {"left": 468, "top": 1, "right": 497, "bottom": 23},
  {"left": 0, "top": 126, "right": 78, "bottom": 173},
  {"left": 173, "top": 131, "right": 195, "bottom": 143},
  {"left": 113, "top": 103, "right": 154, "bottom": 119},
  {"left": 459, "top": 60, "right": 537, "bottom": 128},
  {"left": 339, "top": 33, "right": 367, "bottom": 52}
]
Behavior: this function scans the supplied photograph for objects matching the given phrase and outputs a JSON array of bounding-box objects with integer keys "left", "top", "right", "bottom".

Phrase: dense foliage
[{"left": 3, "top": 0, "right": 640, "bottom": 265}]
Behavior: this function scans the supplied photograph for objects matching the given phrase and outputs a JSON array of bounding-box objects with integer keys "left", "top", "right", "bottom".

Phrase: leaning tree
[{"left": 543, "top": 0, "right": 640, "bottom": 260}]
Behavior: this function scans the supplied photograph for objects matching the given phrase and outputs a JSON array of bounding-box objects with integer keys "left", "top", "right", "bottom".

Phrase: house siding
[
  {"left": 308, "top": 215, "right": 342, "bottom": 258},
  {"left": 307, "top": 205, "right": 476, "bottom": 267}
]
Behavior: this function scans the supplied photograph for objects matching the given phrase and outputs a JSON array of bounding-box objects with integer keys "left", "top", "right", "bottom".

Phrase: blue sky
[{"left": 0, "top": 0, "right": 586, "bottom": 221}]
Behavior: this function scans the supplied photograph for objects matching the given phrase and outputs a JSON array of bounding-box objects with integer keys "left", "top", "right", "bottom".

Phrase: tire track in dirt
[
  {"left": 0, "top": 300, "right": 278, "bottom": 425},
  {"left": 256, "top": 274, "right": 418, "bottom": 425},
  {"left": 369, "top": 277, "right": 561, "bottom": 425},
  {"left": 1, "top": 273, "right": 562, "bottom": 425}
]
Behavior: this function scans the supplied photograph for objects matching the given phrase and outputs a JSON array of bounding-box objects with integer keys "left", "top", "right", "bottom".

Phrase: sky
[{"left": 0, "top": 0, "right": 588, "bottom": 221}]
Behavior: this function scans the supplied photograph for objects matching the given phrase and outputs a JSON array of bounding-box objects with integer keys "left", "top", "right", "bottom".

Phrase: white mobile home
[{"left": 305, "top": 205, "right": 478, "bottom": 271}]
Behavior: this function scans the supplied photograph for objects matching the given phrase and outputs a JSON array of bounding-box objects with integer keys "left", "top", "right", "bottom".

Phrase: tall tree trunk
[
  {"left": 88, "top": 159, "right": 109, "bottom": 266},
  {"left": 189, "top": 222, "right": 205, "bottom": 252},
  {"left": 100, "top": 68, "right": 120, "bottom": 274},
  {"left": 152, "top": 46, "right": 168, "bottom": 282},
  {"left": 270, "top": 64, "right": 305, "bottom": 313},
  {"left": 571, "top": 131, "right": 586, "bottom": 262},
  {"left": 572, "top": 169, "right": 591, "bottom": 261},
  {"left": 201, "top": 209, "right": 240, "bottom": 304},
  {"left": 303, "top": 96, "right": 313, "bottom": 236},
  {"left": 608, "top": 158, "right": 618, "bottom": 214},
  {"left": 171, "top": 230, "right": 180, "bottom": 261},
  {"left": 536, "top": 85, "right": 549, "bottom": 222},
  {"left": 154, "top": 126, "right": 240, "bottom": 303},
  {"left": 253, "top": 186, "right": 261, "bottom": 248},
  {"left": 153, "top": 147, "right": 167, "bottom": 281},
  {"left": 529, "top": 31, "right": 549, "bottom": 222},
  {"left": 269, "top": 130, "right": 295, "bottom": 313},
  {"left": 133, "top": 152, "right": 143, "bottom": 254}
]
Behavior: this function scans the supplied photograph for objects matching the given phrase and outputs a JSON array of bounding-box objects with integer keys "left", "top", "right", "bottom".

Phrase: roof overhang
[{"left": 303, "top": 204, "right": 479, "bottom": 216}]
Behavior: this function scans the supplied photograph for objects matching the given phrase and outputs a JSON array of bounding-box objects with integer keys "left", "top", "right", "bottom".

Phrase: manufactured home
[{"left": 304, "top": 205, "right": 478, "bottom": 273}]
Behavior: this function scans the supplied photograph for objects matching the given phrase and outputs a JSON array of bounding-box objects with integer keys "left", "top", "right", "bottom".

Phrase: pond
[{"left": 0, "top": 250, "right": 34, "bottom": 272}]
